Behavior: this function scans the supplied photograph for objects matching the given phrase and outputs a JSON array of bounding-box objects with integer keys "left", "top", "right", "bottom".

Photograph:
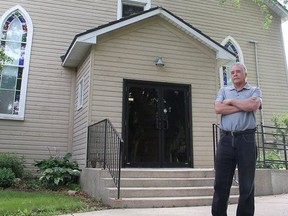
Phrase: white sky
[{"left": 282, "top": 21, "right": 288, "bottom": 64}]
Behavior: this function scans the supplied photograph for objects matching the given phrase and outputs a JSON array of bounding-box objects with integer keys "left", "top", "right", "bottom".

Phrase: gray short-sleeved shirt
[{"left": 215, "top": 83, "right": 262, "bottom": 131}]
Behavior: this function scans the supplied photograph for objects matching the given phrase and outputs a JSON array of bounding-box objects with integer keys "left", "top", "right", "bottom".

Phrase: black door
[{"left": 123, "top": 80, "right": 192, "bottom": 167}]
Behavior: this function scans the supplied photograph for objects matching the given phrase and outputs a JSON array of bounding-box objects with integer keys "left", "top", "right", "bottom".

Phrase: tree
[
  {"left": 220, "top": 0, "right": 288, "bottom": 28},
  {"left": 0, "top": 48, "right": 12, "bottom": 72}
]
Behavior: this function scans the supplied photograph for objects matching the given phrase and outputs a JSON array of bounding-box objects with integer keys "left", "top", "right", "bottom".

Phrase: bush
[
  {"left": 271, "top": 112, "right": 288, "bottom": 136},
  {"left": 0, "top": 153, "right": 25, "bottom": 178},
  {"left": 34, "top": 153, "right": 80, "bottom": 189},
  {"left": 257, "top": 149, "right": 286, "bottom": 169},
  {"left": 0, "top": 168, "right": 15, "bottom": 188}
]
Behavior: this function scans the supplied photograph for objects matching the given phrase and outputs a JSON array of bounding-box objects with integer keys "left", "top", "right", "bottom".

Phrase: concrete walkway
[{"left": 64, "top": 193, "right": 288, "bottom": 216}]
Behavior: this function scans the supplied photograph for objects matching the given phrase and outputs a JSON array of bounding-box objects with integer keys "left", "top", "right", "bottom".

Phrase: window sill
[{"left": 0, "top": 114, "right": 24, "bottom": 121}]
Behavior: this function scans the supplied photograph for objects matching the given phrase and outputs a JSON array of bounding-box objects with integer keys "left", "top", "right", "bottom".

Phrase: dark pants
[{"left": 212, "top": 130, "right": 257, "bottom": 216}]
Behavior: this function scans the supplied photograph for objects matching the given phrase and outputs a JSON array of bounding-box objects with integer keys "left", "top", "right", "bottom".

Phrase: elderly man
[{"left": 212, "top": 62, "right": 262, "bottom": 216}]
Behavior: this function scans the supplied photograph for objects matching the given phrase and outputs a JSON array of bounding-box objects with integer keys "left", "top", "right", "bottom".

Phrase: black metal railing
[
  {"left": 87, "top": 119, "right": 123, "bottom": 199},
  {"left": 212, "top": 123, "right": 288, "bottom": 171},
  {"left": 256, "top": 124, "right": 288, "bottom": 170}
]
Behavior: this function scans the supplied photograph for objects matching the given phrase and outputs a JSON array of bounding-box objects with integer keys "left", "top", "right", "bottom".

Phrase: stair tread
[
  {"left": 109, "top": 195, "right": 239, "bottom": 201},
  {"left": 106, "top": 185, "right": 238, "bottom": 190},
  {"left": 104, "top": 177, "right": 215, "bottom": 180}
]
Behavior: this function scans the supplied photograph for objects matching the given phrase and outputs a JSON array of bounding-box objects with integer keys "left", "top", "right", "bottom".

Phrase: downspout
[{"left": 249, "top": 40, "right": 264, "bottom": 125}]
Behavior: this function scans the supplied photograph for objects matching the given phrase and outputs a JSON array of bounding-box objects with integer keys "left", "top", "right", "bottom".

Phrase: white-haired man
[{"left": 212, "top": 62, "right": 262, "bottom": 216}]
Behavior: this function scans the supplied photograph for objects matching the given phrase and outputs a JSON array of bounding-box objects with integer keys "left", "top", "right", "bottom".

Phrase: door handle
[
  {"left": 156, "top": 118, "right": 161, "bottom": 129},
  {"left": 163, "top": 120, "right": 168, "bottom": 130}
]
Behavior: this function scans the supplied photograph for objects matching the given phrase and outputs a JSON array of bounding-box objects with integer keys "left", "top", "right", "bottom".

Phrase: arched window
[
  {"left": 220, "top": 36, "right": 244, "bottom": 87},
  {"left": 0, "top": 5, "right": 33, "bottom": 120}
]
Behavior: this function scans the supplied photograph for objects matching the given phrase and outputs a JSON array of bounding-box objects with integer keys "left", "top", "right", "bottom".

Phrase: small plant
[
  {"left": 0, "top": 168, "right": 15, "bottom": 188},
  {"left": 0, "top": 153, "right": 25, "bottom": 178},
  {"left": 34, "top": 153, "right": 80, "bottom": 189},
  {"left": 271, "top": 112, "right": 288, "bottom": 136},
  {"left": 257, "top": 149, "right": 286, "bottom": 169}
]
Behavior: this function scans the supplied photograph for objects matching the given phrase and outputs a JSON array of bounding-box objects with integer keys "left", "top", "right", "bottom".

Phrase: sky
[
  {"left": 282, "top": 21, "right": 288, "bottom": 64},
  {"left": 278, "top": 1, "right": 288, "bottom": 63}
]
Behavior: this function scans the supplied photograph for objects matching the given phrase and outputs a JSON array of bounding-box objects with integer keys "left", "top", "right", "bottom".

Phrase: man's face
[{"left": 230, "top": 65, "right": 247, "bottom": 86}]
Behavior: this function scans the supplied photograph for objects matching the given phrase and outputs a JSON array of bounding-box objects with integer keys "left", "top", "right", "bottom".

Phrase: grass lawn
[{"left": 0, "top": 189, "right": 107, "bottom": 216}]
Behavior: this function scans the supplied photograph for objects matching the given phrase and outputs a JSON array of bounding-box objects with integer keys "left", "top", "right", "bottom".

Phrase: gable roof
[
  {"left": 265, "top": 0, "right": 288, "bottom": 21},
  {"left": 61, "top": 7, "right": 236, "bottom": 67}
]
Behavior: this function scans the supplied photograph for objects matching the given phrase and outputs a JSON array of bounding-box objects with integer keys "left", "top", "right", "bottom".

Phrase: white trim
[
  {"left": 63, "top": 7, "right": 236, "bottom": 67},
  {"left": 221, "top": 35, "right": 244, "bottom": 63},
  {"left": 117, "top": 0, "right": 151, "bottom": 20},
  {"left": 219, "top": 36, "right": 244, "bottom": 87},
  {"left": 0, "top": 5, "right": 33, "bottom": 120},
  {"left": 77, "top": 78, "right": 84, "bottom": 110}
]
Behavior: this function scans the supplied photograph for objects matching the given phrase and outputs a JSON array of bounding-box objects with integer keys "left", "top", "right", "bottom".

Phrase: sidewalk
[{"left": 64, "top": 193, "right": 288, "bottom": 216}]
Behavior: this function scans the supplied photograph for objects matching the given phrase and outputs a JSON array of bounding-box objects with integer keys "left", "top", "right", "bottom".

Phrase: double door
[{"left": 123, "top": 80, "right": 192, "bottom": 167}]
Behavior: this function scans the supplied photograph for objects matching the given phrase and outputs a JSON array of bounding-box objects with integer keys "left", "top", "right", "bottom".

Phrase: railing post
[
  {"left": 212, "top": 124, "right": 216, "bottom": 169},
  {"left": 86, "top": 126, "right": 90, "bottom": 167},
  {"left": 103, "top": 119, "right": 107, "bottom": 169},
  {"left": 117, "top": 140, "right": 123, "bottom": 199},
  {"left": 260, "top": 123, "right": 266, "bottom": 168},
  {"left": 283, "top": 133, "right": 288, "bottom": 170}
]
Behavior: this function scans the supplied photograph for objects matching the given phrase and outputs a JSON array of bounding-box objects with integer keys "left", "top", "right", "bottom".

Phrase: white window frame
[
  {"left": 0, "top": 5, "right": 33, "bottom": 120},
  {"left": 117, "top": 0, "right": 151, "bottom": 20},
  {"left": 219, "top": 36, "right": 244, "bottom": 87},
  {"left": 77, "top": 78, "right": 84, "bottom": 110}
]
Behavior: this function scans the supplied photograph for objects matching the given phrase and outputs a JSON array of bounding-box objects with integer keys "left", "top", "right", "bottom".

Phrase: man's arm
[
  {"left": 214, "top": 101, "right": 241, "bottom": 115},
  {"left": 223, "top": 97, "right": 261, "bottom": 112}
]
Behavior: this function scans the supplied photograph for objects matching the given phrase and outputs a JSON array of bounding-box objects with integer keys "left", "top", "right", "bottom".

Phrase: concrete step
[
  {"left": 119, "top": 168, "right": 215, "bottom": 178},
  {"left": 100, "top": 168, "right": 239, "bottom": 208},
  {"left": 107, "top": 195, "right": 239, "bottom": 208},
  {"left": 107, "top": 186, "right": 239, "bottom": 198},
  {"left": 103, "top": 177, "right": 215, "bottom": 187}
]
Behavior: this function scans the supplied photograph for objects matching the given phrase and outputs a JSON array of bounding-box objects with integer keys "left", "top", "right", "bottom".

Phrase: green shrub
[
  {"left": 0, "top": 153, "right": 25, "bottom": 178},
  {"left": 34, "top": 153, "right": 80, "bottom": 189},
  {"left": 0, "top": 168, "right": 15, "bottom": 188},
  {"left": 272, "top": 112, "right": 288, "bottom": 137},
  {"left": 257, "top": 149, "right": 285, "bottom": 169}
]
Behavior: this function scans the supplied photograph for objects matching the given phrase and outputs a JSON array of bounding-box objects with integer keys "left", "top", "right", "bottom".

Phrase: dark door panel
[{"left": 123, "top": 80, "right": 192, "bottom": 168}]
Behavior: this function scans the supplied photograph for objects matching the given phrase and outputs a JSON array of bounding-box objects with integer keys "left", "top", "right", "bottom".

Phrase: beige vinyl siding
[
  {"left": 0, "top": 0, "right": 117, "bottom": 169},
  {"left": 152, "top": 0, "right": 288, "bottom": 126},
  {"left": 90, "top": 17, "right": 217, "bottom": 167},
  {"left": 72, "top": 54, "right": 92, "bottom": 168},
  {"left": 1, "top": 0, "right": 287, "bottom": 169}
]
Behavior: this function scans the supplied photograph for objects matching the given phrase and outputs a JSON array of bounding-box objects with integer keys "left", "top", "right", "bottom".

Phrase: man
[{"left": 212, "top": 62, "right": 262, "bottom": 216}]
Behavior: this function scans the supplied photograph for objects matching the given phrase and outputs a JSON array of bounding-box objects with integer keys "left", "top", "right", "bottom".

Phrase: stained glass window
[
  {"left": 221, "top": 39, "right": 242, "bottom": 87},
  {"left": 0, "top": 7, "right": 31, "bottom": 119}
]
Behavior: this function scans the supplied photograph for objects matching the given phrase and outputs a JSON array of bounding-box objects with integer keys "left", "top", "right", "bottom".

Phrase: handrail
[
  {"left": 212, "top": 123, "right": 288, "bottom": 171},
  {"left": 87, "top": 119, "right": 123, "bottom": 199},
  {"left": 256, "top": 124, "right": 288, "bottom": 170}
]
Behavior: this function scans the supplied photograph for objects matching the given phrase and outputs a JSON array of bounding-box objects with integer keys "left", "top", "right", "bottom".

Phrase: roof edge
[{"left": 62, "top": 7, "right": 236, "bottom": 67}]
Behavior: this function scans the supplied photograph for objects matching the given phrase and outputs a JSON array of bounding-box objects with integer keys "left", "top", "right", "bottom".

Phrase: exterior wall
[
  {"left": 0, "top": 0, "right": 117, "bottom": 169},
  {"left": 152, "top": 0, "right": 288, "bottom": 126},
  {"left": 1, "top": 0, "right": 287, "bottom": 169},
  {"left": 90, "top": 17, "right": 217, "bottom": 167},
  {"left": 73, "top": 53, "right": 92, "bottom": 167}
]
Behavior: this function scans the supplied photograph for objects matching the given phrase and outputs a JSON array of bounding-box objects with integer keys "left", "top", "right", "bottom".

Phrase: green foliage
[
  {"left": 0, "top": 168, "right": 15, "bottom": 188},
  {"left": 257, "top": 149, "right": 286, "bottom": 169},
  {"left": 0, "top": 189, "right": 106, "bottom": 216},
  {"left": 272, "top": 112, "right": 288, "bottom": 136},
  {"left": 0, "top": 48, "right": 13, "bottom": 72},
  {"left": 34, "top": 153, "right": 80, "bottom": 189},
  {"left": 219, "top": 0, "right": 285, "bottom": 29},
  {"left": 252, "top": 0, "right": 273, "bottom": 29},
  {"left": 0, "top": 153, "right": 25, "bottom": 178}
]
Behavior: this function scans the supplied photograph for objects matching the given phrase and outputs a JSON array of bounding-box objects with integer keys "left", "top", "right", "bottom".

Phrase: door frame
[{"left": 122, "top": 79, "right": 193, "bottom": 168}]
